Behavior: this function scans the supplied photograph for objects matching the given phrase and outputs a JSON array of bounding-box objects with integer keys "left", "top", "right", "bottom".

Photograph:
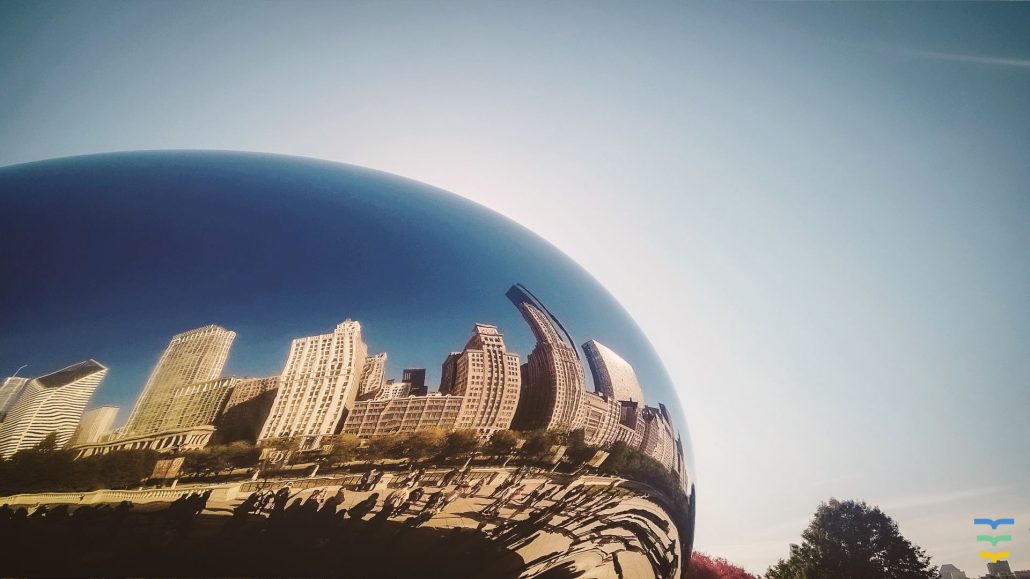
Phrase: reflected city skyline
[{"left": 12, "top": 282, "right": 688, "bottom": 488}]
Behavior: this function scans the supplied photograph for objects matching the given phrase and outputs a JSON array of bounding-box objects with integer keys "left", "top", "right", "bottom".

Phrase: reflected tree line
[{"left": 0, "top": 428, "right": 688, "bottom": 509}]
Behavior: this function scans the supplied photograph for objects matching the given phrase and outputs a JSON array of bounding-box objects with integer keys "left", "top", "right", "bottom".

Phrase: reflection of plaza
[
  {"left": 0, "top": 463, "right": 685, "bottom": 578},
  {"left": 262, "top": 467, "right": 683, "bottom": 579}
]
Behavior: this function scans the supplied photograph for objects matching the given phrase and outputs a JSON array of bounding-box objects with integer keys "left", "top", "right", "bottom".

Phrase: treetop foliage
[
  {"left": 0, "top": 444, "right": 160, "bottom": 495},
  {"left": 766, "top": 499, "right": 937, "bottom": 579}
]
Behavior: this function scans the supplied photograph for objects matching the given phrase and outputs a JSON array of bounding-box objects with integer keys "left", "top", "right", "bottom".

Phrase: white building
[
  {"left": 357, "top": 353, "right": 387, "bottom": 396},
  {"left": 342, "top": 394, "right": 464, "bottom": 438},
  {"left": 345, "top": 323, "right": 522, "bottom": 438},
  {"left": 0, "top": 376, "right": 29, "bottom": 422},
  {"left": 0, "top": 360, "right": 108, "bottom": 458},
  {"left": 446, "top": 323, "right": 522, "bottom": 437},
  {"left": 258, "top": 320, "right": 368, "bottom": 449},
  {"left": 123, "top": 325, "right": 236, "bottom": 436},
  {"left": 576, "top": 391, "right": 622, "bottom": 447},
  {"left": 640, "top": 404, "right": 677, "bottom": 470},
  {"left": 375, "top": 379, "right": 414, "bottom": 400},
  {"left": 69, "top": 406, "right": 119, "bottom": 446},
  {"left": 582, "top": 340, "right": 645, "bottom": 405}
]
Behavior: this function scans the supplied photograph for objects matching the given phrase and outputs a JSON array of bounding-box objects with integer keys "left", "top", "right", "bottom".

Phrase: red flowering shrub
[{"left": 687, "top": 552, "right": 758, "bottom": 579}]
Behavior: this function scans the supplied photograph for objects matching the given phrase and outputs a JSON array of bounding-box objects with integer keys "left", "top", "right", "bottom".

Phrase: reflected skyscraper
[
  {"left": 576, "top": 390, "right": 622, "bottom": 446},
  {"left": 506, "top": 284, "right": 584, "bottom": 431},
  {"left": 0, "top": 376, "right": 29, "bottom": 422},
  {"left": 0, "top": 360, "right": 108, "bottom": 457},
  {"left": 258, "top": 320, "right": 368, "bottom": 448},
  {"left": 215, "top": 376, "right": 279, "bottom": 443},
  {"left": 448, "top": 324, "right": 521, "bottom": 437},
  {"left": 70, "top": 405, "right": 119, "bottom": 446},
  {"left": 345, "top": 323, "right": 521, "bottom": 437},
  {"left": 403, "top": 368, "right": 428, "bottom": 397},
  {"left": 357, "top": 353, "right": 387, "bottom": 397},
  {"left": 583, "top": 339, "right": 645, "bottom": 404},
  {"left": 374, "top": 379, "right": 415, "bottom": 400},
  {"left": 123, "top": 325, "right": 236, "bottom": 436},
  {"left": 160, "top": 376, "right": 237, "bottom": 432},
  {"left": 641, "top": 404, "right": 677, "bottom": 470},
  {"left": 439, "top": 352, "right": 460, "bottom": 395}
]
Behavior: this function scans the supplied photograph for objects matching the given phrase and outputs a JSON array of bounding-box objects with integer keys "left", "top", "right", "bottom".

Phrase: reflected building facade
[
  {"left": 507, "top": 284, "right": 584, "bottom": 431},
  {"left": 160, "top": 376, "right": 237, "bottom": 432},
  {"left": 357, "top": 353, "right": 387, "bottom": 397},
  {"left": 0, "top": 376, "right": 29, "bottom": 422},
  {"left": 446, "top": 324, "right": 521, "bottom": 437},
  {"left": 504, "top": 285, "right": 685, "bottom": 475},
  {"left": 641, "top": 404, "right": 678, "bottom": 471},
  {"left": 374, "top": 379, "right": 415, "bottom": 400},
  {"left": 215, "top": 376, "right": 279, "bottom": 443},
  {"left": 342, "top": 394, "right": 464, "bottom": 437},
  {"left": 123, "top": 325, "right": 236, "bottom": 436},
  {"left": 576, "top": 390, "right": 622, "bottom": 447},
  {"left": 583, "top": 339, "right": 645, "bottom": 404},
  {"left": 403, "top": 368, "right": 428, "bottom": 397},
  {"left": 69, "top": 405, "right": 119, "bottom": 446},
  {"left": 439, "top": 352, "right": 459, "bottom": 395},
  {"left": 0, "top": 360, "right": 108, "bottom": 457},
  {"left": 258, "top": 320, "right": 368, "bottom": 448},
  {"left": 344, "top": 323, "right": 521, "bottom": 438}
]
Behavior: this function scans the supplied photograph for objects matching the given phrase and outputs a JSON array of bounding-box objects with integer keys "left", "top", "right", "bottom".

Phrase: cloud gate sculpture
[{"left": 0, "top": 151, "right": 695, "bottom": 578}]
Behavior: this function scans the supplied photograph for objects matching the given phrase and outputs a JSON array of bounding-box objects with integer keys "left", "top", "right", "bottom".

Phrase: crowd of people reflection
[{"left": 0, "top": 464, "right": 685, "bottom": 578}]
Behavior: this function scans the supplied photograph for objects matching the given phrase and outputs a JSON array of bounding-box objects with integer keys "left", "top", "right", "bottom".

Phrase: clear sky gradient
[{"left": 1, "top": 1, "right": 1028, "bottom": 573}]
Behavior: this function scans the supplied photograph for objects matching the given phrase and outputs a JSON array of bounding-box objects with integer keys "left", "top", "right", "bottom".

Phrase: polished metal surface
[{"left": 0, "top": 151, "right": 694, "bottom": 578}]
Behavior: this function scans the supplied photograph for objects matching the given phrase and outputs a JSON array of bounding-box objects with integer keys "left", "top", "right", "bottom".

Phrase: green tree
[
  {"left": 224, "top": 441, "right": 261, "bottom": 469},
  {"left": 1, "top": 443, "right": 76, "bottom": 493},
  {"left": 0, "top": 446, "right": 158, "bottom": 494},
  {"left": 363, "top": 433, "right": 404, "bottom": 461},
  {"left": 262, "top": 436, "right": 303, "bottom": 464},
  {"left": 34, "top": 432, "right": 60, "bottom": 453},
  {"left": 402, "top": 429, "right": 446, "bottom": 460},
  {"left": 439, "top": 430, "right": 480, "bottom": 459},
  {"left": 182, "top": 448, "right": 228, "bottom": 476},
  {"left": 521, "top": 429, "right": 559, "bottom": 461},
  {"left": 766, "top": 499, "right": 937, "bottom": 579},
  {"left": 565, "top": 428, "right": 597, "bottom": 465},
  {"left": 89, "top": 449, "right": 160, "bottom": 488},
  {"left": 325, "top": 434, "right": 361, "bottom": 464},
  {"left": 485, "top": 429, "right": 519, "bottom": 456}
]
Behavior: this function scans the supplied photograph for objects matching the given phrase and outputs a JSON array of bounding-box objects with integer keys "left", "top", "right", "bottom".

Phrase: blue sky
[{"left": 1, "top": 1, "right": 1028, "bottom": 573}]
